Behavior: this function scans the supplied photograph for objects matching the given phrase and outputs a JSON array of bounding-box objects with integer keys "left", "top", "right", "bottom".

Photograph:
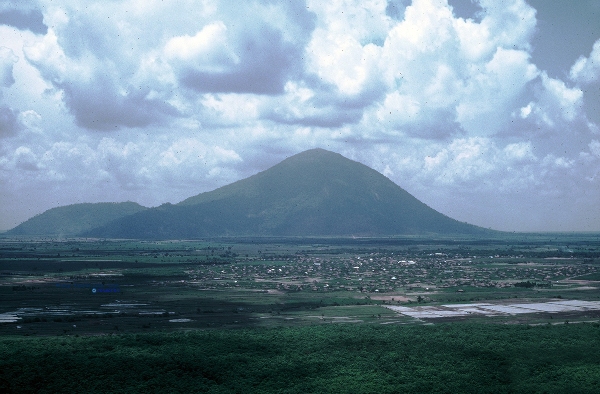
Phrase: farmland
[{"left": 2, "top": 234, "right": 600, "bottom": 334}]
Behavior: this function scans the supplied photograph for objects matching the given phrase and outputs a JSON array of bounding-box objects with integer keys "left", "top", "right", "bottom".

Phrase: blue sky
[{"left": 0, "top": 0, "right": 599, "bottom": 232}]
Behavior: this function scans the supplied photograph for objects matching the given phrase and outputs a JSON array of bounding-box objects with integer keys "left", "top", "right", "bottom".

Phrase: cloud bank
[{"left": 0, "top": 0, "right": 599, "bottom": 231}]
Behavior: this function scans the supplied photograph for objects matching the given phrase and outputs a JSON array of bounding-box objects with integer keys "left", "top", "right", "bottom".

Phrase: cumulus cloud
[
  {"left": 165, "top": 22, "right": 239, "bottom": 73},
  {"left": 539, "top": 73, "right": 584, "bottom": 123},
  {"left": 262, "top": 81, "right": 366, "bottom": 128},
  {"left": 419, "top": 138, "right": 538, "bottom": 189},
  {"left": 17, "top": 0, "right": 546, "bottom": 135},
  {"left": 0, "top": 131, "right": 247, "bottom": 202},
  {"left": 23, "top": 27, "right": 179, "bottom": 130},
  {"left": 305, "top": 0, "right": 388, "bottom": 98},
  {"left": 13, "top": 146, "right": 40, "bottom": 171},
  {"left": 168, "top": 23, "right": 303, "bottom": 95},
  {"left": 1, "top": 0, "right": 599, "bottom": 231},
  {"left": 19, "top": 0, "right": 315, "bottom": 130},
  {"left": 158, "top": 139, "right": 242, "bottom": 187},
  {"left": 456, "top": 48, "right": 538, "bottom": 136},
  {"left": 570, "top": 39, "right": 600, "bottom": 84},
  {"left": 518, "top": 72, "right": 584, "bottom": 129},
  {"left": 312, "top": 0, "right": 535, "bottom": 139},
  {"left": 474, "top": 0, "right": 536, "bottom": 51}
]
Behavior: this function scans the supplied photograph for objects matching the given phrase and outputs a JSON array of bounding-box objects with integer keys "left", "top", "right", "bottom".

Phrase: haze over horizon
[{"left": 1, "top": 0, "right": 599, "bottom": 232}]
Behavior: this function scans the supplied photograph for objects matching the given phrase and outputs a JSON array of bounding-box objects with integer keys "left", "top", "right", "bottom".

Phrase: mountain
[
  {"left": 6, "top": 202, "right": 147, "bottom": 236},
  {"left": 83, "top": 149, "right": 492, "bottom": 238}
]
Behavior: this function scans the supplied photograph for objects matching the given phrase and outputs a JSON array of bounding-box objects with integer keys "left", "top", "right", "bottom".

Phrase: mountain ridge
[
  {"left": 8, "top": 149, "right": 495, "bottom": 238},
  {"left": 6, "top": 201, "right": 147, "bottom": 236},
  {"left": 84, "top": 149, "right": 492, "bottom": 238}
]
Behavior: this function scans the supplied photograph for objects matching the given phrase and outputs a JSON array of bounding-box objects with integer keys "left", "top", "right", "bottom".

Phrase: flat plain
[
  {"left": 2, "top": 234, "right": 600, "bottom": 392},
  {"left": 2, "top": 233, "right": 600, "bottom": 333}
]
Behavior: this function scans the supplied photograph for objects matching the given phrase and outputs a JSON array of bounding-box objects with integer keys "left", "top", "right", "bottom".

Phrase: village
[{"left": 181, "top": 249, "right": 598, "bottom": 302}]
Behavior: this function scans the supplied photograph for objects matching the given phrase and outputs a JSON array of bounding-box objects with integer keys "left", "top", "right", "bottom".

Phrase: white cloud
[
  {"left": 503, "top": 141, "right": 536, "bottom": 162},
  {"left": 476, "top": 0, "right": 536, "bottom": 51},
  {"left": 24, "top": 27, "right": 178, "bottom": 130},
  {"left": 570, "top": 39, "right": 600, "bottom": 85},
  {"left": 0, "top": 0, "right": 599, "bottom": 231},
  {"left": 263, "top": 81, "right": 365, "bottom": 127},
  {"left": 165, "top": 22, "right": 239, "bottom": 73},
  {"left": 307, "top": 32, "right": 382, "bottom": 97},
  {"left": 18, "top": 0, "right": 315, "bottom": 132},
  {"left": 305, "top": 0, "right": 390, "bottom": 98},
  {"left": 374, "top": 91, "right": 421, "bottom": 127},
  {"left": 456, "top": 48, "right": 538, "bottom": 135},
  {"left": 539, "top": 73, "right": 583, "bottom": 123},
  {"left": 423, "top": 137, "right": 497, "bottom": 185},
  {"left": 162, "top": 2, "right": 313, "bottom": 95},
  {"left": 0, "top": 46, "right": 18, "bottom": 87},
  {"left": 200, "top": 93, "right": 261, "bottom": 126},
  {"left": 307, "top": 0, "right": 391, "bottom": 44},
  {"left": 589, "top": 140, "right": 600, "bottom": 158},
  {"left": 541, "top": 154, "right": 573, "bottom": 170},
  {"left": 520, "top": 72, "right": 584, "bottom": 129},
  {"left": 13, "top": 146, "right": 40, "bottom": 171},
  {"left": 380, "top": 0, "right": 457, "bottom": 87},
  {"left": 354, "top": 0, "right": 538, "bottom": 138}
]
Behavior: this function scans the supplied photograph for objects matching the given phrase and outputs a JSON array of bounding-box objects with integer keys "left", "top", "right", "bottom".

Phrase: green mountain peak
[{"left": 84, "top": 149, "right": 491, "bottom": 238}]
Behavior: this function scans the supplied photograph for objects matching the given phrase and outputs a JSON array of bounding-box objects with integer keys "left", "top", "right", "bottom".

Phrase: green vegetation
[
  {"left": 84, "top": 149, "right": 490, "bottom": 238},
  {"left": 2, "top": 323, "right": 600, "bottom": 393},
  {"left": 1, "top": 234, "right": 600, "bottom": 391},
  {"left": 7, "top": 202, "right": 147, "bottom": 236}
]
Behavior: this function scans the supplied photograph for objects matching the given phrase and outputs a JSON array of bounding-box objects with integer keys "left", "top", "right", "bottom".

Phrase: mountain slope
[
  {"left": 7, "top": 202, "right": 147, "bottom": 236},
  {"left": 85, "top": 149, "right": 491, "bottom": 238}
]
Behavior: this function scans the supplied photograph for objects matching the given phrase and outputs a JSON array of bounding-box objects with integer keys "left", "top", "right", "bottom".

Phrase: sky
[{"left": 0, "top": 0, "right": 599, "bottom": 232}]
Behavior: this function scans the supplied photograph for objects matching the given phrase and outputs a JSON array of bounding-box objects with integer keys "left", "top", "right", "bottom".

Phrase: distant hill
[
  {"left": 84, "top": 149, "right": 493, "bottom": 238},
  {"left": 7, "top": 202, "right": 147, "bottom": 236}
]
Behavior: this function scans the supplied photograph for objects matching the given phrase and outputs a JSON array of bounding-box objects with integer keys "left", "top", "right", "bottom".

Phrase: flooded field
[{"left": 387, "top": 299, "right": 600, "bottom": 320}]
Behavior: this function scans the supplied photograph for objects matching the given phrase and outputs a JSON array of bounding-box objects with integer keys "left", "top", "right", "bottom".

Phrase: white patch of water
[{"left": 0, "top": 313, "right": 21, "bottom": 323}]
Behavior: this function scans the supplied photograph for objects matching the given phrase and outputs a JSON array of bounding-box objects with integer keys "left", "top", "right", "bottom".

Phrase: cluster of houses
[{"left": 183, "top": 250, "right": 598, "bottom": 295}]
